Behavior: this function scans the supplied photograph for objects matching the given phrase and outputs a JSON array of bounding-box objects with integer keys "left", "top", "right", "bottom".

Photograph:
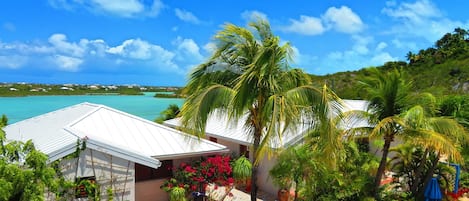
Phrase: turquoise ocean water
[{"left": 0, "top": 92, "right": 184, "bottom": 124}]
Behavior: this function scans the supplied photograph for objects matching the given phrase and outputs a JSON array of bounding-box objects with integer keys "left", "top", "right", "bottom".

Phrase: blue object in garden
[
  {"left": 424, "top": 177, "right": 442, "bottom": 201},
  {"left": 191, "top": 191, "right": 205, "bottom": 197}
]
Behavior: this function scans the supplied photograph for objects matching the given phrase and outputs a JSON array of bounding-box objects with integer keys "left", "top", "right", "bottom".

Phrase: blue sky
[{"left": 1, "top": 0, "right": 468, "bottom": 86}]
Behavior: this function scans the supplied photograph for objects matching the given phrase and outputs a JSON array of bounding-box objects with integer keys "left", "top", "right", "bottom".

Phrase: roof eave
[
  {"left": 153, "top": 148, "right": 231, "bottom": 160},
  {"left": 85, "top": 138, "right": 161, "bottom": 169}
]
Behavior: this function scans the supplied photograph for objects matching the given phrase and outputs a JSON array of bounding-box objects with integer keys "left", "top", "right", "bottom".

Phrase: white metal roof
[
  {"left": 4, "top": 102, "right": 229, "bottom": 168},
  {"left": 164, "top": 100, "right": 370, "bottom": 148}
]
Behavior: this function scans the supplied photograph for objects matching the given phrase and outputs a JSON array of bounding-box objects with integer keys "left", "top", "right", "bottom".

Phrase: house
[
  {"left": 60, "top": 86, "right": 74, "bottom": 91},
  {"left": 4, "top": 102, "right": 229, "bottom": 201},
  {"left": 163, "top": 99, "right": 370, "bottom": 196}
]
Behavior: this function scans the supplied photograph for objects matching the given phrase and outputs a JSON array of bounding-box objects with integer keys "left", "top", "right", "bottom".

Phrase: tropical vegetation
[
  {"left": 314, "top": 28, "right": 469, "bottom": 99},
  {"left": 178, "top": 19, "right": 340, "bottom": 200},
  {"left": 160, "top": 155, "right": 235, "bottom": 201},
  {"left": 155, "top": 104, "right": 180, "bottom": 123},
  {"left": 0, "top": 118, "right": 64, "bottom": 200},
  {"left": 1, "top": 18, "right": 469, "bottom": 201}
]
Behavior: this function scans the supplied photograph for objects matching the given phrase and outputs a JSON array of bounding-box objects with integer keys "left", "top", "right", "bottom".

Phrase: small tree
[
  {"left": 155, "top": 104, "right": 180, "bottom": 123},
  {"left": 0, "top": 120, "right": 64, "bottom": 200}
]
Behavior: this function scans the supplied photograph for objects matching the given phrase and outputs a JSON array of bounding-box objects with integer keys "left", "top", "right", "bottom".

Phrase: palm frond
[{"left": 180, "top": 84, "right": 234, "bottom": 137}]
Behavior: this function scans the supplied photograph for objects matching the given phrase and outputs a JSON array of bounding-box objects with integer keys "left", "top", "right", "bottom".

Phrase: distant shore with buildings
[{"left": 0, "top": 82, "right": 182, "bottom": 97}]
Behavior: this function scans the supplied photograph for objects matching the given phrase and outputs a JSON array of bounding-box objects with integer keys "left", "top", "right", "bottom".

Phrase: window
[
  {"left": 76, "top": 176, "right": 96, "bottom": 198},
  {"left": 239, "top": 144, "right": 249, "bottom": 159},
  {"left": 135, "top": 160, "right": 173, "bottom": 182},
  {"left": 209, "top": 137, "right": 217, "bottom": 143}
]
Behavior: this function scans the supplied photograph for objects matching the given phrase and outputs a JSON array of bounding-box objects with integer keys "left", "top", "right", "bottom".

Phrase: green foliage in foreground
[
  {"left": 270, "top": 142, "right": 377, "bottom": 201},
  {"left": 0, "top": 122, "right": 64, "bottom": 201}
]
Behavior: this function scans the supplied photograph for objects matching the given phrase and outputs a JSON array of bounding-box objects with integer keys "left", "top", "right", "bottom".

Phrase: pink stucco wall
[{"left": 135, "top": 179, "right": 168, "bottom": 201}]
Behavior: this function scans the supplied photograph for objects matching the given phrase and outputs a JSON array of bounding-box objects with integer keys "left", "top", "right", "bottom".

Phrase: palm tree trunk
[
  {"left": 373, "top": 134, "right": 393, "bottom": 199},
  {"left": 250, "top": 131, "right": 261, "bottom": 201},
  {"left": 416, "top": 152, "right": 440, "bottom": 200},
  {"left": 410, "top": 148, "right": 429, "bottom": 196},
  {"left": 294, "top": 176, "right": 299, "bottom": 201}
]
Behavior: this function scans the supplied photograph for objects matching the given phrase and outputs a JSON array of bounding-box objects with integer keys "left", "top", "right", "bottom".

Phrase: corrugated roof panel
[
  {"left": 164, "top": 100, "right": 370, "bottom": 148},
  {"left": 4, "top": 103, "right": 228, "bottom": 168},
  {"left": 68, "top": 104, "right": 229, "bottom": 159},
  {"left": 4, "top": 103, "right": 99, "bottom": 156}
]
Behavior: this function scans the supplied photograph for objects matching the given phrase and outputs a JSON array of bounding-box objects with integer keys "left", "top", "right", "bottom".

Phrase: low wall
[{"left": 135, "top": 179, "right": 168, "bottom": 201}]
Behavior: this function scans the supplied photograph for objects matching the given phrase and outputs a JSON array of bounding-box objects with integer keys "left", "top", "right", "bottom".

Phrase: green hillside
[{"left": 313, "top": 28, "right": 469, "bottom": 99}]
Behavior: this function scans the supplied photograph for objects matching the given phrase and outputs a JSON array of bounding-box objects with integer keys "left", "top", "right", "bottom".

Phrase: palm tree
[
  {"left": 405, "top": 51, "right": 415, "bottom": 63},
  {"left": 399, "top": 105, "right": 467, "bottom": 198},
  {"left": 378, "top": 104, "right": 467, "bottom": 199},
  {"left": 359, "top": 67, "right": 412, "bottom": 197},
  {"left": 179, "top": 19, "right": 335, "bottom": 200},
  {"left": 360, "top": 68, "right": 467, "bottom": 198},
  {"left": 270, "top": 145, "right": 319, "bottom": 201}
]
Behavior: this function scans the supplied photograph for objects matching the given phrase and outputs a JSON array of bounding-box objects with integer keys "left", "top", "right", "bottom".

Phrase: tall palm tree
[
  {"left": 359, "top": 67, "right": 412, "bottom": 197},
  {"left": 360, "top": 67, "right": 467, "bottom": 198},
  {"left": 179, "top": 19, "right": 335, "bottom": 200},
  {"left": 400, "top": 105, "right": 467, "bottom": 198}
]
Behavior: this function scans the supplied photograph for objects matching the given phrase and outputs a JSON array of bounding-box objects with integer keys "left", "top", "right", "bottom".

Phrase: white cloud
[
  {"left": 371, "top": 52, "right": 397, "bottom": 65},
  {"left": 281, "top": 15, "right": 325, "bottom": 35},
  {"left": 351, "top": 35, "right": 372, "bottom": 55},
  {"left": 319, "top": 49, "right": 397, "bottom": 73},
  {"left": 173, "top": 37, "right": 204, "bottom": 62},
  {"left": 0, "top": 55, "right": 28, "bottom": 69},
  {"left": 327, "top": 51, "right": 343, "bottom": 60},
  {"left": 323, "top": 6, "right": 364, "bottom": 33},
  {"left": 291, "top": 46, "right": 318, "bottom": 67},
  {"left": 48, "top": 0, "right": 164, "bottom": 18},
  {"left": 174, "top": 8, "right": 200, "bottom": 24},
  {"left": 0, "top": 41, "right": 54, "bottom": 54},
  {"left": 383, "top": 0, "right": 441, "bottom": 21},
  {"left": 147, "top": 0, "right": 164, "bottom": 17},
  {"left": 0, "top": 33, "right": 195, "bottom": 74},
  {"left": 82, "top": 39, "right": 108, "bottom": 56},
  {"left": 203, "top": 42, "right": 216, "bottom": 55},
  {"left": 106, "top": 38, "right": 181, "bottom": 72},
  {"left": 382, "top": 0, "right": 469, "bottom": 42},
  {"left": 241, "top": 10, "right": 268, "bottom": 22},
  {"left": 48, "top": 34, "right": 86, "bottom": 57},
  {"left": 51, "top": 55, "right": 83, "bottom": 72},
  {"left": 91, "top": 0, "right": 144, "bottom": 17},
  {"left": 392, "top": 39, "right": 418, "bottom": 50},
  {"left": 280, "top": 6, "right": 364, "bottom": 36},
  {"left": 375, "top": 42, "right": 388, "bottom": 52},
  {"left": 107, "top": 38, "right": 170, "bottom": 60},
  {"left": 313, "top": 35, "right": 397, "bottom": 74}
]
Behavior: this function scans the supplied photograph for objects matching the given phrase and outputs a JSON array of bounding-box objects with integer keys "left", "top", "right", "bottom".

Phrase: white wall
[
  {"left": 214, "top": 138, "right": 244, "bottom": 156},
  {"left": 207, "top": 137, "right": 279, "bottom": 197},
  {"left": 56, "top": 148, "right": 135, "bottom": 201},
  {"left": 257, "top": 154, "right": 280, "bottom": 197}
]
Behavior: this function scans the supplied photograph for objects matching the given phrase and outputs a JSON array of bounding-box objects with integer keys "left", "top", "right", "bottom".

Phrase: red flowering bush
[
  {"left": 447, "top": 187, "right": 469, "bottom": 200},
  {"left": 160, "top": 155, "right": 235, "bottom": 195}
]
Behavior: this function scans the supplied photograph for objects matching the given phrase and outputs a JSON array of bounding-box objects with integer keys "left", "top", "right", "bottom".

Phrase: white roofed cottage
[
  {"left": 4, "top": 102, "right": 228, "bottom": 201},
  {"left": 164, "top": 99, "right": 370, "bottom": 196}
]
